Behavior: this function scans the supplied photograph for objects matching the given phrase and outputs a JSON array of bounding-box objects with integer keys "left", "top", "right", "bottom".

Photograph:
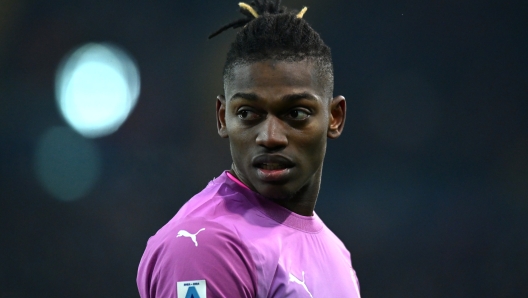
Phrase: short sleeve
[{"left": 137, "top": 218, "right": 257, "bottom": 298}]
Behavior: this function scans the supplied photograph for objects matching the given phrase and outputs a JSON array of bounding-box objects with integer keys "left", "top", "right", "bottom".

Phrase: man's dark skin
[{"left": 216, "top": 60, "right": 346, "bottom": 216}]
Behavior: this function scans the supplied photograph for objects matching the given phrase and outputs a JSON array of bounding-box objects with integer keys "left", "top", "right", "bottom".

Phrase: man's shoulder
[
  {"left": 170, "top": 172, "right": 252, "bottom": 221},
  {"left": 317, "top": 218, "right": 352, "bottom": 258},
  {"left": 138, "top": 216, "right": 258, "bottom": 298},
  {"left": 146, "top": 216, "right": 241, "bottom": 252},
  {"left": 144, "top": 171, "right": 269, "bottom": 253}
]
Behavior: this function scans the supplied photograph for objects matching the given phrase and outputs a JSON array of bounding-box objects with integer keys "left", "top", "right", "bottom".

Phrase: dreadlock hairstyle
[{"left": 209, "top": 0, "right": 334, "bottom": 98}]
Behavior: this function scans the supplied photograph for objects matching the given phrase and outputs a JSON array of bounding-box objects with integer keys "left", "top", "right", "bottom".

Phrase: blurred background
[{"left": 1, "top": 0, "right": 527, "bottom": 297}]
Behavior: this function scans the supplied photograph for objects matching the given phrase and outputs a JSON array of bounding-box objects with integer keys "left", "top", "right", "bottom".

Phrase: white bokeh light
[{"left": 56, "top": 43, "right": 140, "bottom": 138}]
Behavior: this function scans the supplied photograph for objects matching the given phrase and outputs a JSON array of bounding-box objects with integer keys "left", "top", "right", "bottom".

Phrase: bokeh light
[
  {"left": 34, "top": 126, "right": 101, "bottom": 202},
  {"left": 55, "top": 43, "right": 140, "bottom": 138}
]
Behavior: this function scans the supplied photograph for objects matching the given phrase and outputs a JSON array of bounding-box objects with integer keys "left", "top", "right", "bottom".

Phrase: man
[{"left": 137, "top": 1, "right": 360, "bottom": 297}]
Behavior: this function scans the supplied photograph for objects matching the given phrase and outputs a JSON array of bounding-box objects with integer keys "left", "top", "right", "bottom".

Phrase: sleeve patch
[{"left": 177, "top": 279, "right": 207, "bottom": 298}]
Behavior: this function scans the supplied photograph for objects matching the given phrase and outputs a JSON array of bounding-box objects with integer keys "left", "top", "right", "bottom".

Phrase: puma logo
[
  {"left": 289, "top": 271, "right": 313, "bottom": 298},
  {"left": 176, "top": 228, "right": 206, "bottom": 247}
]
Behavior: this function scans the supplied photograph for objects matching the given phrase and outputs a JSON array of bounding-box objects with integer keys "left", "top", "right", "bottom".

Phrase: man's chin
[{"left": 255, "top": 185, "right": 296, "bottom": 201}]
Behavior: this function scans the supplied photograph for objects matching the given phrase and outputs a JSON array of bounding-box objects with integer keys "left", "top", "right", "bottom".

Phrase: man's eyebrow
[
  {"left": 230, "top": 92, "right": 260, "bottom": 101},
  {"left": 230, "top": 92, "right": 318, "bottom": 102},
  {"left": 280, "top": 92, "right": 318, "bottom": 102}
]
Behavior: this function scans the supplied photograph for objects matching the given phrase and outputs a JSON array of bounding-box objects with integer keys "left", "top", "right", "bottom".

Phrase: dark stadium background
[{"left": 1, "top": 0, "right": 527, "bottom": 297}]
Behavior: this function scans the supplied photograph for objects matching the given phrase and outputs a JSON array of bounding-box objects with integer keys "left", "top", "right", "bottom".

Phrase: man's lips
[
  {"left": 252, "top": 155, "right": 295, "bottom": 182},
  {"left": 259, "top": 163, "right": 287, "bottom": 170},
  {"left": 252, "top": 155, "right": 295, "bottom": 170}
]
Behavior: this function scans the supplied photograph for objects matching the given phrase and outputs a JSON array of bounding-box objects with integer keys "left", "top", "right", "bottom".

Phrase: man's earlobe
[
  {"left": 216, "top": 95, "right": 228, "bottom": 138},
  {"left": 328, "top": 95, "right": 346, "bottom": 139}
]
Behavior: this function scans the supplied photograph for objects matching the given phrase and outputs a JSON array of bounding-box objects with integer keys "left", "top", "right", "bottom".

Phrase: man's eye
[
  {"left": 238, "top": 110, "right": 259, "bottom": 120},
  {"left": 288, "top": 109, "right": 310, "bottom": 120}
]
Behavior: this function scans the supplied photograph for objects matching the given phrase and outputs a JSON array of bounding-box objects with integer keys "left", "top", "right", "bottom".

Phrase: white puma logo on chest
[
  {"left": 289, "top": 271, "right": 313, "bottom": 298},
  {"left": 176, "top": 228, "right": 205, "bottom": 246}
]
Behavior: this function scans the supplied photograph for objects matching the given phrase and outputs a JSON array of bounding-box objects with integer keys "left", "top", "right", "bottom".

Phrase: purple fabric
[{"left": 137, "top": 171, "right": 361, "bottom": 297}]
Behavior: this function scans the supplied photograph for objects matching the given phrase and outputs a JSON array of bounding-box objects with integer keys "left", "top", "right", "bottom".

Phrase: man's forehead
[
  {"left": 225, "top": 60, "right": 323, "bottom": 98},
  {"left": 229, "top": 59, "right": 316, "bottom": 77}
]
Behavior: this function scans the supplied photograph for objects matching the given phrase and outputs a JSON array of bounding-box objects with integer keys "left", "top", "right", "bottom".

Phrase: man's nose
[{"left": 255, "top": 116, "right": 288, "bottom": 150}]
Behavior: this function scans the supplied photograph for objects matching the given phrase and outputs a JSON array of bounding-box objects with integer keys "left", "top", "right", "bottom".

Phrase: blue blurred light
[
  {"left": 56, "top": 43, "right": 140, "bottom": 138},
  {"left": 34, "top": 126, "right": 101, "bottom": 202}
]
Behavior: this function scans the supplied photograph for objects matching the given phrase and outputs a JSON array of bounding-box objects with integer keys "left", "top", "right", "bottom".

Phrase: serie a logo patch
[{"left": 177, "top": 280, "right": 206, "bottom": 298}]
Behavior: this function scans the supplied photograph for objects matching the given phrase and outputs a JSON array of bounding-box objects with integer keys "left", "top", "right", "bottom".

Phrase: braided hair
[{"left": 210, "top": 1, "right": 334, "bottom": 98}]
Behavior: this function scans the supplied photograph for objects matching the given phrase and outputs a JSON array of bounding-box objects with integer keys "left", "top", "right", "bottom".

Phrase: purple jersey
[{"left": 137, "top": 171, "right": 361, "bottom": 297}]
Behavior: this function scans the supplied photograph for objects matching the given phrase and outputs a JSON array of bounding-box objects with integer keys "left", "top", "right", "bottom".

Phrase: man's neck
[{"left": 228, "top": 168, "right": 321, "bottom": 216}]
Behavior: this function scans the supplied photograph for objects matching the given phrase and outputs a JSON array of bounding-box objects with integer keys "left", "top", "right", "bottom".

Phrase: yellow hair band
[
  {"left": 238, "top": 3, "right": 308, "bottom": 19},
  {"left": 239, "top": 2, "right": 259, "bottom": 18},
  {"left": 296, "top": 7, "right": 308, "bottom": 19}
]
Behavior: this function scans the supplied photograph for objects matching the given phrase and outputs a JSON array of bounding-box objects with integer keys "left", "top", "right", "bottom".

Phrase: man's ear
[
  {"left": 216, "top": 95, "right": 228, "bottom": 138},
  {"left": 328, "top": 95, "right": 346, "bottom": 139}
]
